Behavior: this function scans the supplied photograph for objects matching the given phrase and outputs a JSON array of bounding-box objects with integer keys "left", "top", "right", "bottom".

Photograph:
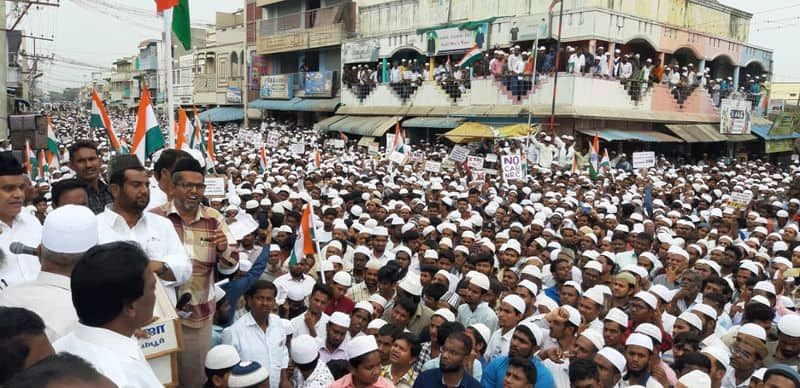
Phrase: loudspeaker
[{"left": 8, "top": 114, "right": 47, "bottom": 150}]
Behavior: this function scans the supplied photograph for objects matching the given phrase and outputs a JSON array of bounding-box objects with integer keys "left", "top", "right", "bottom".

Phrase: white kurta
[
  {"left": 0, "top": 211, "right": 42, "bottom": 289},
  {"left": 0, "top": 271, "right": 77, "bottom": 341},
  {"left": 55, "top": 324, "right": 162, "bottom": 388}
]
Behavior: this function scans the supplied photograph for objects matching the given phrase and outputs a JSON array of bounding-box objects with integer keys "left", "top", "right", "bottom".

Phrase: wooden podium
[{"left": 138, "top": 281, "right": 184, "bottom": 387}]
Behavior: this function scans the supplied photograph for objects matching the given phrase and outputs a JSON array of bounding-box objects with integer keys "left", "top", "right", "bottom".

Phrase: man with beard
[
  {"left": 274, "top": 244, "right": 316, "bottom": 305},
  {"left": 318, "top": 312, "right": 351, "bottom": 363},
  {"left": 68, "top": 140, "right": 112, "bottom": 214},
  {"left": 290, "top": 283, "right": 332, "bottom": 339},
  {"left": 593, "top": 347, "right": 626, "bottom": 388},
  {"left": 481, "top": 321, "right": 554, "bottom": 388},
  {"left": 151, "top": 157, "right": 239, "bottom": 388},
  {"left": 0, "top": 152, "right": 43, "bottom": 290},
  {"left": 765, "top": 314, "right": 800, "bottom": 368},
  {"left": 97, "top": 155, "right": 190, "bottom": 303},
  {"left": 621, "top": 333, "right": 662, "bottom": 387},
  {"left": 348, "top": 255, "right": 379, "bottom": 303},
  {"left": 413, "top": 331, "right": 482, "bottom": 388}
]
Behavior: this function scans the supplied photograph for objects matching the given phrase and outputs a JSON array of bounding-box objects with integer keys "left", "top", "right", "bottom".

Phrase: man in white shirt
[
  {"left": 274, "top": 252, "right": 316, "bottom": 305},
  {"left": 96, "top": 155, "right": 191, "bottom": 306},
  {"left": 0, "top": 205, "right": 97, "bottom": 341},
  {"left": 486, "top": 295, "right": 525, "bottom": 362},
  {"left": 222, "top": 280, "right": 289, "bottom": 388},
  {"left": 291, "top": 282, "right": 333, "bottom": 338},
  {"left": 317, "top": 312, "right": 351, "bottom": 363},
  {"left": 0, "top": 153, "right": 43, "bottom": 290},
  {"left": 54, "top": 241, "right": 162, "bottom": 388}
]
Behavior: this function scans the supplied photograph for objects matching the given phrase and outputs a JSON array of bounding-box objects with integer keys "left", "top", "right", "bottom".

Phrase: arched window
[{"left": 231, "top": 51, "right": 239, "bottom": 79}]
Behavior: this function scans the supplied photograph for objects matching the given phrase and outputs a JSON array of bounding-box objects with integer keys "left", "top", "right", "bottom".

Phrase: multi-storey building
[
  {"left": 310, "top": 0, "right": 775, "bottom": 158},
  {"left": 248, "top": 0, "right": 356, "bottom": 125}
]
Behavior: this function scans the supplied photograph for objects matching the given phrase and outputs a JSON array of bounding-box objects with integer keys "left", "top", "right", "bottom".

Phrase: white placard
[
  {"left": 291, "top": 143, "right": 306, "bottom": 155},
  {"left": 204, "top": 176, "right": 226, "bottom": 197},
  {"left": 266, "top": 131, "right": 281, "bottom": 148},
  {"left": 472, "top": 170, "right": 487, "bottom": 182},
  {"left": 632, "top": 151, "right": 656, "bottom": 169},
  {"left": 411, "top": 151, "right": 424, "bottom": 162},
  {"left": 425, "top": 161, "right": 441, "bottom": 173},
  {"left": 466, "top": 155, "right": 484, "bottom": 170},
  {"left": 329, "top": 139, "right": 345, "bottom": 148},
  {"left": 501, "top": 153, "right": 524, "bottom": 181},
  {"left": 728, "top": 191, "right": 753, "bottom": 209},
  {"left": 389, "top": 151, "right": 407, "bottom": 165},
  {"left": 449, "top": 145, "right": 470, "bottom": 163},
  {"left": 485, "top": 153, "right": 498, "bottom": 163}
]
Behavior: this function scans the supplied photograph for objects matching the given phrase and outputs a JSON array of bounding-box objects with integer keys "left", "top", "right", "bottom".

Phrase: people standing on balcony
[
  {"left": 612, "top": 49, "right": 622, "bottom": 78},
  {"left": 490, "top": 51, "right": 505, "bottom": 78},
  {"left": 535, "top": 47, "right": 546, "bottom": 76},
  {"left": 543, "top": 47, "right": 555, "bottom": 75},
  {"left": 595, "top": 47, "right": 609, "bottom": 78},
  {"left": 583, "top": 48, "right": 594, "bottom": 76},
  {"left": 651, "top": 59, "right": 664, "bottom": 84},
  {"left": 710, "top": 79, "right": 721, "bottom": 106},
  {"left": 507, "top": 46, "right": 522, "bottom": 75},
  {"left": 567, "top": 47, "right": 585, "bottom": 74},
  {"left": 620, "top": 56, "right": 633, "bottom": 82},
  {"left": 390, "top": 63, "right": 400, "bottom": 85}
]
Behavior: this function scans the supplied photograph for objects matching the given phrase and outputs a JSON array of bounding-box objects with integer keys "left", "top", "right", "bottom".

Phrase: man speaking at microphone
[
  {"left": 0, "top": 205, "right": 98, "bottom": 341},
  {"left": 0, "top": 152, "right": 42, "bottom": 291}
]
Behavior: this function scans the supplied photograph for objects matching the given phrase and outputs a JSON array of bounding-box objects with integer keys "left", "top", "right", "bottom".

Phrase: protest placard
[
  {"left": 501, "top": 153, "right": 524, "bottom": 181},
  {"left": 425, "top": 161, "right": 441, "bottom": 173},
  {"left": 449, "top": 145, "right": 470, "bottom": 163},
  {"left": 632, "top": 151, "right": 656, "bottom": 169}
]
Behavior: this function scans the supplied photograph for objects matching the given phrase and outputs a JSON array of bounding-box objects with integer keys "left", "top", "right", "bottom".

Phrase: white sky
[{"left": 17, "top": 0, "right": 800, "bottom": 93}]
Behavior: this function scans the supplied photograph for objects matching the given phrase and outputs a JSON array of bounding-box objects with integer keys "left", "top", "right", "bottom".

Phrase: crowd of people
[
  {"left": 342, "top": 58, "right": 472, "bottom": 102},
  {"left": 2, "top": 107, "right": 800, "bottom": 388}
]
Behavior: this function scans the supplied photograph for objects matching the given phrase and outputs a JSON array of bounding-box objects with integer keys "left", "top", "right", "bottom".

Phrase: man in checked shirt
[{"left": 151, "top": 157, "right": 239, "bottom": 388}]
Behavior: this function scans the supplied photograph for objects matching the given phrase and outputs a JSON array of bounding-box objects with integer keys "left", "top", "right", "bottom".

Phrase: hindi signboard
[
  {"left": 260, "top": 74, "right": 293, "bottom": 99},
  {"left": 720, "top": 98, "right": 752, "bottom": 134},
  {"left": 449, "top": 145, "right": 470, "bottom": 163},
  {"left": 342, "top": 40, "right": 380, "bottom": 64},
  {"left": 303, "top": 71, "right": 335, "bottom": 97},
  {"left": 632, "top": 151, "right": 656, "bottom": 169},
  {"left": 501, "top": 153, "right": 524, "bottom": 181}
]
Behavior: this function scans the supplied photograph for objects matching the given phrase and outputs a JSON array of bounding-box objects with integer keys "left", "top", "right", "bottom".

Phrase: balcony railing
[{"left": 258, "top": 2, "right": 353, "bottom": 37}]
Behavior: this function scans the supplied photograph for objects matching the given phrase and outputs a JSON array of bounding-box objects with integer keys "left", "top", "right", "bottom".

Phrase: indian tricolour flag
[
  {"left": 191, "top": 106, "right": 203, "bottom": 151},
  {"left": 24, "top": 139, "right": 36, "bottom": 179},
  {"left": 599, "top": 148, "right": 611, "bottom": 173},
  {"left": 46, "top": 116, "right": 60, "bottom": 170},
  {"left": 131, "top": 88, "right": 165, "bottom": 164},
  {"left": 175, "top": 108, "right": 190, "bottom": 151},
  {"left": 91, "top": 89, "right": 123, "bottom": 152},
  {"left": 589, "top": 131, "right": 600, "bottom": 180},
  {"left": 456, "top": 45, "right": 483, "bottom": 68},
  {"left": 288, "top": 202, "right": 315, "bottom": 269},
  {"left": 258, "top": 145, "right": 269, "bottom": 173},
  {"left": 37, "top": 149, "right": 47, "bottom": 178}
]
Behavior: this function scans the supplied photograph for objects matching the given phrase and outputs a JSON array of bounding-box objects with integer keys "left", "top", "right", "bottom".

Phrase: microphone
[
  {"left": 9, "top": 242, "right": 38, "bottom": 256},
  {"left": 175, "top": 292, "right": 192, "bottom": 311}
]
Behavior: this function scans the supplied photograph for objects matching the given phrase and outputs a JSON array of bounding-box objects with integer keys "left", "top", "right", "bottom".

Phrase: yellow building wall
[{"left": 771, "top": 83, "right": 800, "bottom": 101}]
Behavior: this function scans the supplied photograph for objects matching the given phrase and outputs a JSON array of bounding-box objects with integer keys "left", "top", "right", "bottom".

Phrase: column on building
[{"left": 733, "top": 66, "right": 740, "bottom": 89}]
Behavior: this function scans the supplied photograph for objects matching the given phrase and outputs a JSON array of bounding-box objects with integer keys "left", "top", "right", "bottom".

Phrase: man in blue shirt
[
  {"left": 482, "top": 322, "right": 555, "bottom": 388},
  {"left": 413, "top": 332, "right": 482, "bottom": 388},
  {"left": 543, "top": 258, "right": 572, "bottom": 305}
]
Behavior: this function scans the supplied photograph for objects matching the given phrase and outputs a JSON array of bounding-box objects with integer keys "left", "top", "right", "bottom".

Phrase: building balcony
[
  {"left": 194, "top": 74, "right": 217, "bottom": 92},
  {"left": 256, "top": 2, "right": 355, "bottom": 55},
  {"left": 340, "top": 75, "right": 721, "bottom": 125}
]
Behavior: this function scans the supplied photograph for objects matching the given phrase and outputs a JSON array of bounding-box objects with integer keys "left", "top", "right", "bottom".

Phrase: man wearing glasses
[{"left": 151, "top": 157, "right": 239, "bottom": 388}]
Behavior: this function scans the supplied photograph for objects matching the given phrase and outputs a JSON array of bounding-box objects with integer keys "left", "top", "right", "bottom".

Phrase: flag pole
[
  {"left": 164, "top": 8, "right": 176, "bottom": 148},
  {"left": 308, "top": 201, "right": 325, "bottom": 284}
]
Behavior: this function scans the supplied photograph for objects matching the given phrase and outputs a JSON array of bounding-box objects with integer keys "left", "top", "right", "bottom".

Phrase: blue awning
[
  {"left": 579, "top": 128, "right": 683, "bottom": 143},
  {"left": 751, "top": 124, "right": 800, "bottom": 141},
  {"left": 293, "top": 98, "right": 340, "bottom": 112},
  {"left": 198, "top": 107, "right": 244, "bottom": 123},
  {"left": 403, "top": 117, "right": 465, "bottom": 129},
  {"left": 248, "top": 98, "right": 300, "bottom": 111},
  {"left": 249, "top": 98, "right": 340, "bottom": 112}
]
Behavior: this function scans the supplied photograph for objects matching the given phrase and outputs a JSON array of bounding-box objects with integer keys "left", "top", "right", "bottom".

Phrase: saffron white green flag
[{"left": 131, "top": 88, "right": 165, "bottom": 163}]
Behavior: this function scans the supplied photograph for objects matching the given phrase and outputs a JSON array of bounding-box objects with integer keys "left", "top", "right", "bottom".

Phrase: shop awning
[
  {"left": 578, "top": 128, "right": 683, "bottom": 143},
  {"left": 357, "top": 136, "right": 377, "bottom": 147},
  {"left": 198, "top": 107, "right": 244, "bottom": 123},
  {"left": 292, "top": 98, "right": 340, "bottom": 112},
  {"left": 248, "top": 98, "right": 298, "bottom": 111},
  {"left": 443, "top": 122, "right": 494, "bottom": 143},
  {"left": 751, "top": 121, "right": 800, "bottom": 141},
  {"left": 665, "top": 124, "right": 758, "bottom": 143},
  {"left": 403, "top": 117, "right": 465, "bottom": 129},
  {"left": 326, "top": 116, "right": 401, "bottom": 136},
  {"left": 313, "top": 115, "right": 347, "bottom": 131}
]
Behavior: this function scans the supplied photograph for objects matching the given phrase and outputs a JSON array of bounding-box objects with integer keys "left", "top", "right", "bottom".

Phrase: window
[
  {"left": 231, "top": 51, "right": 239, "bottom": 79},
  {"left": 790, "top": 93, "right": 797, "bottom": 97}
]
